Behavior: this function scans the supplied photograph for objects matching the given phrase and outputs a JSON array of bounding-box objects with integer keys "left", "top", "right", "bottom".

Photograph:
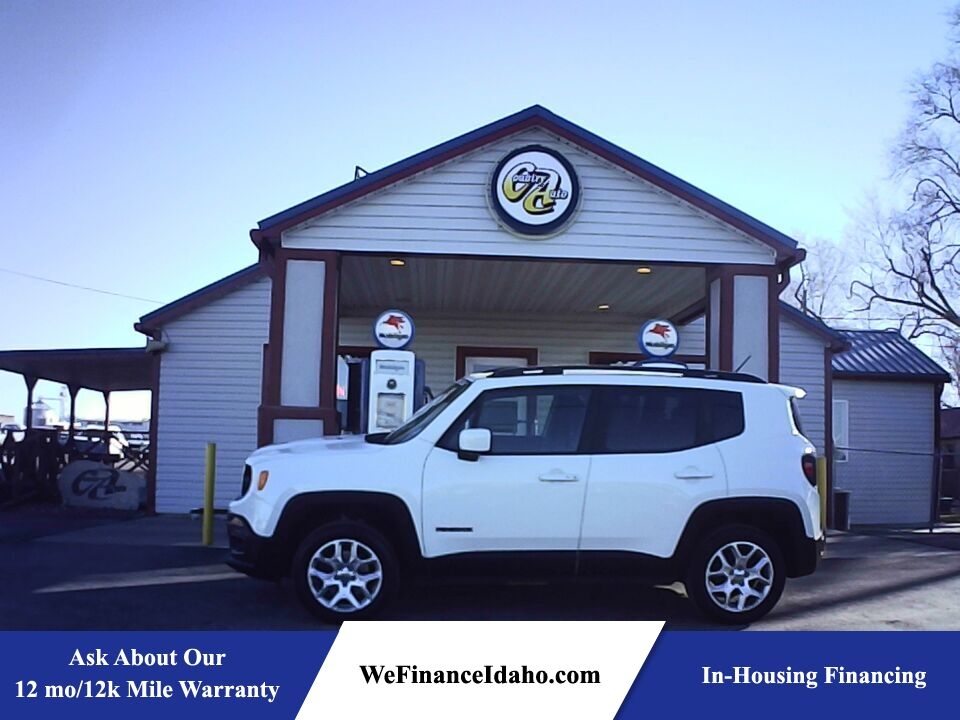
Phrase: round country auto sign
[
  {"left": 490, "top": 144, "right": 580, "bottom": 237},
  {"left": 373, "top": 309, "right": 415, "bottom": 349},
  {"left": 638, "top": 319, "right": 679, "bottom": 358}
]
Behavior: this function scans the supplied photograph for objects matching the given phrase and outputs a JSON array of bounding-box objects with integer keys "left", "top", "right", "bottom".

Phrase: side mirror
[{"left": 457, "top": 428, "right": 492, "bottom": 462}]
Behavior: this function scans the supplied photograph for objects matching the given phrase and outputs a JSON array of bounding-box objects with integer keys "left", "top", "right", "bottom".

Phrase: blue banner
[{"left": 0, "top": 629, "right": 951, "bottom": 718}]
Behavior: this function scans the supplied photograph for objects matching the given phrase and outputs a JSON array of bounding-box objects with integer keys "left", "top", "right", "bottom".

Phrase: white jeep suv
[{"left": 227, "top": 365, "right": 823, "bottom": 624}]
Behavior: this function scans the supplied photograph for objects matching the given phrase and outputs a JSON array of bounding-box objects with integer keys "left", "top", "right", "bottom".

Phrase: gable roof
[
  {"left": 777, "top": 302, "right": 848, "bottom": 350},
  {"left": 135, "top": 263, "right": 265, "bottom": 336},
  {"left": 252, "top": 105, "right": 803, "bottom": 266},
  {"left": 832, "top": 330, "right": 951, "bottom": 382}
]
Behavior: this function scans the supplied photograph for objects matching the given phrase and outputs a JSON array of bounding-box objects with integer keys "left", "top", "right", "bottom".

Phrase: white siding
[
  {"left": 340, "top": 313, "right": 705, "bottom": 393},
  {"left": 834, "top": 380, "right": 935, "bottom": 526},
  {"left": 284, "top": 128, "right": 776, "bottom": 265},
  {"left": 155, "top": 277, "right": 271, "bottom": 513},
  {"left": 733, "top": 275, "right": 768, "bottom": 379},
  {"left": 778, "top": 317, "right": 827, "bottom": 453}
]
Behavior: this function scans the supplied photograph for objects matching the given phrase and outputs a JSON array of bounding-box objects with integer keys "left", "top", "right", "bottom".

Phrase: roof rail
[{"left": 481, "top": 364, "right": 766, "bottom": 384}]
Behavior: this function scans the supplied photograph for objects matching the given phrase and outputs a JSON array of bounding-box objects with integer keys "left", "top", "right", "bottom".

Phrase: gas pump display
[{"left": 360, "top": 310, "right": 426, "bottom": 433}]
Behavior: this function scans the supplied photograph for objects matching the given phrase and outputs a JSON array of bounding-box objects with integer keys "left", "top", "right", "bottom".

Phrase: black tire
[
  {"left": 291, "top": 521, "right": 399, "bottom": 623},
  {"left": 684, "top": 524, "right": 785, "bottom": 625}
]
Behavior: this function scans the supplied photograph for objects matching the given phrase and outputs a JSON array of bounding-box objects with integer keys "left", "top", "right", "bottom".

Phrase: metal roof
[
  {"left": 832, "top": 330, "right": 951, "bottom": 382},
  {"left": 777, "top": 302, "right": 848, "bottom": 349},
  {"left": 0, "top": 347, "right": 153, "bottom": 392}
]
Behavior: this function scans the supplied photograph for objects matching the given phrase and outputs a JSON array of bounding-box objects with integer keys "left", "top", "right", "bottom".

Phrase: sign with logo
[
  {"left": 638, "top": 319, "right": 679, "bottom": 358},
  {"left": 490, "top": 144, "right": 580, "bottom": 237},
  {"left": 58, "top": 460, "right": 146, "bottom": 511},
  {"left": 373, "top": 309, "right": 415, "bottom": 349}
]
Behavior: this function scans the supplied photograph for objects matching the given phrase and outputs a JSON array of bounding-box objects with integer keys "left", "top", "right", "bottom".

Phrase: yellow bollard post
[
  {"left": 202, "top": 442, "right": 216, "bottom": 546},
  {"left": 816, "top": 456, "right": 828, "bottom": 534}
]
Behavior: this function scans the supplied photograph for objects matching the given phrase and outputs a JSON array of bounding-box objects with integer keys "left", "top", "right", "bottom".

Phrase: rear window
[
  {"left": 587, "top": 386, "right": 744, "bottom": 454},
  {"left": 789, "top": 396, "right": 805, "bottom": 434}
]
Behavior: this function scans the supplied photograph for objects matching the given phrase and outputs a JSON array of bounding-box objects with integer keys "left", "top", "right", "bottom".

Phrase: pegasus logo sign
[
  {"left": 490, "top": 144, "right": 580, "bottom": 237},
  {"left": 373, "top": 309, "right": 414, "bottom": 350},
  {"left": 639, "top": 319, "right": 679, "bottom": 358}
]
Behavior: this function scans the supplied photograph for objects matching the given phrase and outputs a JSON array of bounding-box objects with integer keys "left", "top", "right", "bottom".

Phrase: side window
[
  {"left": 832, "top": 399, "right": 849, "bottom": 462},
  {"left": 440, "top": 386, "right": 591, "bottom": 455},
  {"left": 589, "top": 386, "right": 743, "bottom": 454}
]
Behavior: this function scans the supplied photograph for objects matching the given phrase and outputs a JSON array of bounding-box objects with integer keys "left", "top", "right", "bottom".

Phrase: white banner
[{"left": 297, "top": 621, "right": 663, "bottom": 720}]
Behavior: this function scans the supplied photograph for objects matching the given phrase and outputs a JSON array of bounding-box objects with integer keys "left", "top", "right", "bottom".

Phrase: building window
[
  {"left": 832, "top": 399, "right": 849, "bottom": 462},
  {"left": 455, "top": 346, "right": 538, "bottom": 378}
]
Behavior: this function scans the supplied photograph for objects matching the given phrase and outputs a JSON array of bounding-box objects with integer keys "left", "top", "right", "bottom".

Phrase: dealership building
[{"left": 0, "top": 106, "right": 948, "bottom": 523}]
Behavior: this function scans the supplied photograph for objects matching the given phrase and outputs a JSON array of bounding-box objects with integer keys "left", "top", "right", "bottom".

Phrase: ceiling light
[
  {"left": 597, "top": 303, "right": 611, "bottom": 311},
  {"left": 636, "top": 266, "right": 652, "bottom": 274},
  {"left": 389, "top": 258, "right": 406, "bottom": 267}
]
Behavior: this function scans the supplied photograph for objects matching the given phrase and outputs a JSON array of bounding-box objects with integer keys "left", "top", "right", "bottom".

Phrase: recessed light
[
  {"left": 597, "top": 303, "right": 611, "bottom": 311},
  {"left": 636, "top": 266, "right": 652, "bottom": 274},
  {"left": 389, "top": 258, "right": 406, "bottom": 267}
]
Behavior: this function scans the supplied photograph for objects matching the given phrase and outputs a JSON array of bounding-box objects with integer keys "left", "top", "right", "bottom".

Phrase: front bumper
[{"left": 226, "top": 513, "right": 285, "bottom": 581}]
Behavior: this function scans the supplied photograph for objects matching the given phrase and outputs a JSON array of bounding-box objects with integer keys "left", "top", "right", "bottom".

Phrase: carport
[{"left": 0, "top": 347, "right": 156, "bottom": 507}]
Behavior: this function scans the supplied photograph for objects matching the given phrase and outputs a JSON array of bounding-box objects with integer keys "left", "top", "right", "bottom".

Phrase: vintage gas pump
[{"left": 360, "top": 310, "right": 426, "bottom": 433}]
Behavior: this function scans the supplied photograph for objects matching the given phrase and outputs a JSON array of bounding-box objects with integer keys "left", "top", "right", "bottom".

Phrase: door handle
[
  {"left": 538, "top": 471, "right": 580, "bottom": 483},
  {"left": 674, "top": 467, "right": 714, "bottom": 480}
]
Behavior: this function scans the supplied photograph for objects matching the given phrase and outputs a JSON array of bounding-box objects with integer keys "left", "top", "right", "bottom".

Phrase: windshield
[{"left": 381, "top": 379, "right": 472, "bottom": 444}]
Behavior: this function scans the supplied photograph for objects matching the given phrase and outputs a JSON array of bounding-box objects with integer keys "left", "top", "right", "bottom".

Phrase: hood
[{"left": 247, "top": 434, "right": 370, "bottom": 462}]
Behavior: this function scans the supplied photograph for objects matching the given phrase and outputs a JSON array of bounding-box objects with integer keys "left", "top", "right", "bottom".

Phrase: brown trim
[
  {"left": 338, "top": 345, "right": 376, "bottom": 358},
  {"left": 259, "top": 405, "right": 340, "bottom": 437},
  {"left": 767, "top": 272, "right": 780, "bottom": 383},
  {"left": 455, "top": 346, "right": 538, "bottom": 379},
  {"left": 824, "top": 347, "right": 834, "bottom": 529},
  {"left": 259, "top": 253, "right": 286, "bottom": 445},
  {"left": 719, "top": 273, "right": 734, "bottom": 371},
  {"left": 147, "top": 353, "right": 160, "bottom": 515},
  {"left": 671, "top": 299, "right": 707, "bottom": 327},
  {"left": 932, "top": 383, "right": 943, "bottom": 526},
  {"left": 589, "top": 351, "right": 708, "bottom": 366},
  {"left": 319, "top": 252, "right": 342, "bottom": 435}
]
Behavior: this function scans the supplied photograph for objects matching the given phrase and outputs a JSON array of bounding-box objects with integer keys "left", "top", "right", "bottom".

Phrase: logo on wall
[
  {"left": 490, "top": 144, "right": 580, "bottom": 237},
  {"left": 373, "top": 309, "right": 415, "bottom": 349},
  {"left": 638, "top": 319, "right": 679, "bottom": 358}
]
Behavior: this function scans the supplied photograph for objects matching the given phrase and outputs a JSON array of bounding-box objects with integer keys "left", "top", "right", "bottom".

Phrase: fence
[{"left": 0, "top": 427, "right": 150, "bottom": 508}]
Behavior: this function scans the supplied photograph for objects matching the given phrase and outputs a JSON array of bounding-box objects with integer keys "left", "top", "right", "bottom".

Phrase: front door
[{"left": 422, "top": 385, "right": 591, "bottom": 561}]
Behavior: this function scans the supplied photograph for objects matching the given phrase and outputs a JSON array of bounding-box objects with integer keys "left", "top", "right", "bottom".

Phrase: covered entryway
[
  {"left": 337, "top": 254, "right": 710, "bottom": 397},
  {"left": 0, "top": 347, "right": 156, "bottom": 508}
]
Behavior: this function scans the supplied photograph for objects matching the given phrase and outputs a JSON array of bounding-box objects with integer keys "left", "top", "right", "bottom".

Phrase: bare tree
[
  {"left": 787, "top": 236, "right": 854, "bottom": 322},
  {"left": 851, "top": 9, "right": 960, "bottom": 392}
]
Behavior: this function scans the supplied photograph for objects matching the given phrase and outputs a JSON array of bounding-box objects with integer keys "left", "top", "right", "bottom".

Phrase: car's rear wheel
[
  {"left": 684, "top": 525, "right": 785, "bottom": 625},
  {"left": 292, "top": 521, "right": 398, "bottom": 623}
]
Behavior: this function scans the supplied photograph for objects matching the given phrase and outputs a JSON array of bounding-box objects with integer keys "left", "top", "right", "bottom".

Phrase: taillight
[{"left": 801, "top": 453, "right": 817, "bottom": 487}]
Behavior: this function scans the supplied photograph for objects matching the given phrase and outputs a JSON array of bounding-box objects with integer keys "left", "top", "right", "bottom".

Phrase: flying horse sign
[{"left": 490, "top": 144, "right": 581, "bottom": 236}]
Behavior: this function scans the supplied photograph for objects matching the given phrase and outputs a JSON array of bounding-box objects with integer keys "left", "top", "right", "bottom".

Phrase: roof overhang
[
  {"left": 777, "top": 302, "right": 849, "bottom": 352},
  {"left": 135, "top": 263, "right": 265, "bottom": 337},
  {"left": 0, "top": 348, "right": 154, "bottom": 393},
  {"left": 251, "top": 105, "right": 804, "bottom": 268}
]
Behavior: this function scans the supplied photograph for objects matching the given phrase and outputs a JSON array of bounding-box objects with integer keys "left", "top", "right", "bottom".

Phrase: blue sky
[{"left": 0, "top": 0, "right": 954, "bottom": 420}]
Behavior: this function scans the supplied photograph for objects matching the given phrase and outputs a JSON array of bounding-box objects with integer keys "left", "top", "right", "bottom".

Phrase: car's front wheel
[
  {"left": 292, "top": 521, "right": 398, "bottom": 623},
  {"left": 684, "top": 525, "right": 785, "bottom": 625}
]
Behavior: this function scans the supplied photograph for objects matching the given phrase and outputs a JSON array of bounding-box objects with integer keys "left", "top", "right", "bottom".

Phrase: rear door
[
  {"left": 579, "top": 385, "right": 741, "bottom": 559},
  {"left": 421, "top": 384, "right": 592, "bottom": 560}
]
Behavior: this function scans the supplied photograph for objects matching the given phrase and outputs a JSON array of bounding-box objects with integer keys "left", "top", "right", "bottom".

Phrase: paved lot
[{"left": 2, "top": 509, "right": 960, "bottom": 630}]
